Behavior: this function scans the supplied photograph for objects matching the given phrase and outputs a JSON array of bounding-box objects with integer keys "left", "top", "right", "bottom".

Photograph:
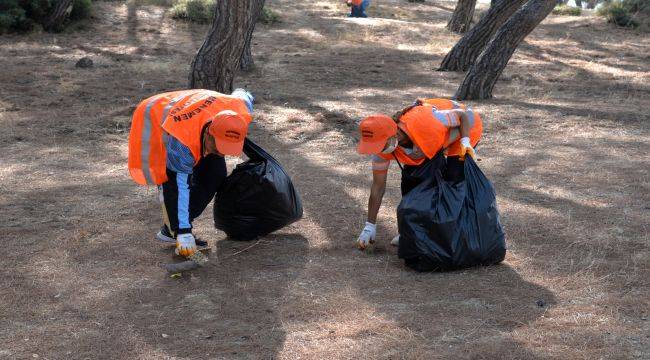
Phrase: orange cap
[
  {"left": 357, "top": 114, "right": 398, "bottom": 154},
  {"left": 209, "top": 110, "right": 249, "bottom": 156}
]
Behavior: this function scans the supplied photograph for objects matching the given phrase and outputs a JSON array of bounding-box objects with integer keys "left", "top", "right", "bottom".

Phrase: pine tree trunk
[
  {"left": 575, "top": 0, "right": 582, "bottom": 7},
  {"left": 42, "top": 0, "right": 73, "bottom": 32},
  {"left": 447, "top": 0, "right": 477, "bottom": 33},
  {"left": 439, "top": 0, "right": 528, "bottom": 72},
  {"left": 189, "top": 0, "right": 264, "bottom": 92},
  {"left": 239, "top": 1, "right": 266, "bottom": 72},
  {"left": 454, "top": 0, "right": 557, "bottom": 100}
]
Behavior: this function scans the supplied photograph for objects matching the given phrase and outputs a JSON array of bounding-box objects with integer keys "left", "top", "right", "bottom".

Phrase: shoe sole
[
  {"left": 156, "top": 231, "right": 209, "bottom": 248},
  {"left": 155, "top": 231, "right": 176, "bottom": 243}
]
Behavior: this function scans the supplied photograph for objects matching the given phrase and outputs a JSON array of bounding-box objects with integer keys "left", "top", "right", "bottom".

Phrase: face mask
[{"left": 382, "top": 136, "right": 398, "bottom": 154}]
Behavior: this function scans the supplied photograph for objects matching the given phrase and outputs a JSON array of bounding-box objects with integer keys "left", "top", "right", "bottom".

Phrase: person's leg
[
  {"left": 159, "top": 169, "right": 178, "bottom": 236},
  {"left": 446, "top": 115, "right": 483, "bottom": 157},
  {"left": 188, "top": 154, "right": 227, "bottom": 223},
  {"left": 360, "top": 0, "right": 369, "bottom": 17}
]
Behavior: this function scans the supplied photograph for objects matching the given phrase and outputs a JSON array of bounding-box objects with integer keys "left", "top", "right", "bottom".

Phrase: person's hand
[
  {"left": 346, "top": 0, "right": 352, "bottom": 6},
  {"left": 175, "top": 232, "right": 197, "bottom": 257},
  {"left": 356, "top": 222, "right": 376, "bottom": 250},
  {"left": 460, "top": 136, "right": 476, "bottom": 160}
]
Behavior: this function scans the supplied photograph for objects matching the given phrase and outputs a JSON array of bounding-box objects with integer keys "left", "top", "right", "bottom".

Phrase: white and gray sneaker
[
  {"left": 155, "top": 225, "right": 176, "bottom": 243},
  {"left": 155, "top": 225, "right": 209, "bottom": 247},
  {"left": 390, "top": 235, "right": 400, "bottom": 246}
]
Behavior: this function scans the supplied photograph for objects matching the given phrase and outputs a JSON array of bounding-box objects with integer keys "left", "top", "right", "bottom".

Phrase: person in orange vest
[
  {"left": 346, "top": 0, "right": 370, "bottom": 17},
  {"left": 128, "top": 89, "right": 254, "bottom": 257},
  {"left": 355, "top": 98, "right": 483, "bottom": 250}
]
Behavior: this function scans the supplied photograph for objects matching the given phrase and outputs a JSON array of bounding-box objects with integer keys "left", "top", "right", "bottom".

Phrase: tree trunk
[
  {"left": 586, "top": 0, "right": 597, "bottom": 9},
  {"left": 189, "top": 0, "right": 265, "bottom": 92},
  {"left": 239, "top": 1, "right": 266, "bottom": 72},
  {"left": 439, "top": 0, "right": 528, "bottom": 72},
  {"left": 42, "top": 0, "right": 73, "bottom": 32},
  {"left": 454, "top": 0, "right": 557, "bottom": 100},
  {"left": 447, "top": 0, "right": 477, "bottom": 33},
  {"left": 575, "top": 0, "right": 582, "bottom": 7}
]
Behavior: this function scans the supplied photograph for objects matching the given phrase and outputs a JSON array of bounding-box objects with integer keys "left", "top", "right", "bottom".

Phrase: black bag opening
[{"left": 213, "top": 139, "right": 303, "bottom": 240}]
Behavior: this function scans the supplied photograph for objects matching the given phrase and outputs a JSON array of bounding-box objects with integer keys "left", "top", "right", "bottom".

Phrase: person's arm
[
  {"left": 445, "top": 109, "right": 475, "bottom": 158},
  {"left": 356, "top": 159, "right": 388, "bottom": 250},
  {"left": 231, "top": 88, "right": 254, "bottom": 113},
  {"left": 441, "top": 109, "right": 470, "bottom": 138},
  {"left": 367, "top": 170, "right": 388, "bottom": 224}
]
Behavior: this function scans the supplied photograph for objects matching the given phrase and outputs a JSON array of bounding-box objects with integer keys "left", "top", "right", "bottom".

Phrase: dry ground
[{"left": 1, "top": 0, "right": 649, "bottom": 358}]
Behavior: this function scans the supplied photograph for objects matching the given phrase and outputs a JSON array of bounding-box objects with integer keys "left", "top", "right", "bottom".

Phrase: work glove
[
  {"left": 460, "top": 137, "right": 476, "bottom": 160},
  {"left": 356, "top": 222, "right": 376, "bottom": 250},
  {"left": 175, "top": 232, "right": 197, "bottom": 257}
]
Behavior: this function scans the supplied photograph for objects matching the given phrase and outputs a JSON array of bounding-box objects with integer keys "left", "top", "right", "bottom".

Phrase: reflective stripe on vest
[
  {"left": 128, "top": 90, "right": 252, "bottom": 185},
  {"left": 140, "top": 97, "right": 157, "bottom": 185}
]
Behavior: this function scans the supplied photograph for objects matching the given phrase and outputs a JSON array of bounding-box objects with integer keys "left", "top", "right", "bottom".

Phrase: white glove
[
  {"left": 356, "top": 222, "right": 376, "bottom": 250},
  {"left": 390, "top": 234, "right": 400, "bottom": 246},
  {"left": 460, "top": 136, "right": 475, "bottom": 159},
  {"left": 175, "top": 232, "right": 197, "bottom": 257}
]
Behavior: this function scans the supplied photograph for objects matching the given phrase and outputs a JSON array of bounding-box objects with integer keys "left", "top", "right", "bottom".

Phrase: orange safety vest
[
  {"left": 376, "top": 98, "right": 482, "bottom": 166},
  {"left": 128, "top": 89, "right": 252, "bottom": 185}
]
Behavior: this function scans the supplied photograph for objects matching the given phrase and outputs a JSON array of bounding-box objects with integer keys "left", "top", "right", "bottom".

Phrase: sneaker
[
  {"left": 194, "top": 236, "right": 208, "bottom": 248},
  {"left": 156, "top": 225, "right": 175, "bottom": 243},
  {"left": 390, "top": 235, "right": 400, "bottom": 246},
  {"left": 156, "top": 225, "right": 208, "bottom": 247}
]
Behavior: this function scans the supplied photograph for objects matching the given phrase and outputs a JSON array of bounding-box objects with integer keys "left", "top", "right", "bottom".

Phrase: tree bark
[
  {"left": 42, "top": 0, "right": 73, "bottom": 32},
  {"left": 586, "top": 0, "right": 597, "bottom": 8},
  {"left": 239, "top": 1, "right": 266, "bottom": 72},
  {"left": 574, "top": 0, "right": 582, "bottom": 7},
  {"left": 454, "top": 0, "right": 557, "bottom": 100},
  {"left": 447, "top": 0, "right": 477, "bottom": 33},
  {"left": 439, "top": 0, "right": 528, "bottom": 72},
  {"left": 189, "top": 0, "right": 265, "bottom": 92}
]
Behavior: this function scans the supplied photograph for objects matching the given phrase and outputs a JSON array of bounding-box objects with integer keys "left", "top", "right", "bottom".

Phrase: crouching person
[
  {"left": 346, "top": 0, "right": 370, "bottom": 17},
  {"left": 355, "top": 98, "right": 483, "bottom": 250},
  {"left": 128, "top": 89, "right": 254, "bottom": 257}
]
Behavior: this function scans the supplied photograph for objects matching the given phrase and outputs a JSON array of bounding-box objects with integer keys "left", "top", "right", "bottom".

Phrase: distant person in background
[{"left": 346, "top": 0, "right": 370, "bottom": 18}]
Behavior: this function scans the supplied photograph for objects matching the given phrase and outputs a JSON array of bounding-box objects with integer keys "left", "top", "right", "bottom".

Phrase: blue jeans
[{"left": 350, "top": 0, "right": 370, "bottom": 17}]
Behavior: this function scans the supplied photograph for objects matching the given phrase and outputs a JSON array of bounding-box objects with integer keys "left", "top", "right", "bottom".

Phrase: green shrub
[
  {"left": 70, "top": 0, "right": 92, "bottom": 21},
  {"left": 552, "top": 5, "right": 581, "bottom": 16},
  {"left": 258, "top": 7, "right": 280, "bottom": 24},
  {"left": 170, "top": 0, "right": 214, "bottom": 23},
  {"left": 0, "top": 0, "right": 92, "bottom": 33},
  {"left": 597, "top": 0, "right": 649, "bottom": 28},
  {"left": 169, "top": 1, "right": 279, "bottom": 25}
]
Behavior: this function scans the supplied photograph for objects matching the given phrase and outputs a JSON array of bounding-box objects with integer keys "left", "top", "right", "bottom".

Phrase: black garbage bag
[
  {"left": 213, "top": 138, "right": 303, "bottom": 240},
  {"left": 397, "top": 156, "right": 506, "bottom": 271}
]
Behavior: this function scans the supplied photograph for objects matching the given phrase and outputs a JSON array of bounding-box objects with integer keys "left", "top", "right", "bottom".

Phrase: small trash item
[
  {"left": 397, "top": 155, "right": 506, "bottom": 271},
  {"left": 213, "top": 138, "right": 303, "bottom": 240}
]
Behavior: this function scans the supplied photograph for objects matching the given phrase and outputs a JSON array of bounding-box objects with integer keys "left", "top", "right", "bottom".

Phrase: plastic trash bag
[
  {"left": 213, "top": 139, "right": 303, "bottom": 240},
  {"left": 397, "top": 156, "right": 506, "bottom": 271}
]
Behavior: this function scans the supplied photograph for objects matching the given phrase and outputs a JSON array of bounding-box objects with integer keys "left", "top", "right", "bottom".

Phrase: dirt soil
[{"left": 1, "top": 0, "right": 649, "bottom": 359}]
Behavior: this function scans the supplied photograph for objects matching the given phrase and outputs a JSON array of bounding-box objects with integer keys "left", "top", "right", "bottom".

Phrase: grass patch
[
  {"left": 169, "top": 1, "right": 280, "bottom": 25},
  {"left": 258, "top": 7, "right": 280, "bottom": 24},
  {"left": 169, "top": 0, "right": 214, "bottom": 23},
  {"left": 552, "top": 5, "right": 581, "bottom": 16},
  {"left": 597, "top": 0, "right": 649, "bottom": 29},
  {"left": 70, "top": 0, "right": 93, "bottom": 21},
  {"left": 0, "top": 0, "right": 93, "bottom": 34}
]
